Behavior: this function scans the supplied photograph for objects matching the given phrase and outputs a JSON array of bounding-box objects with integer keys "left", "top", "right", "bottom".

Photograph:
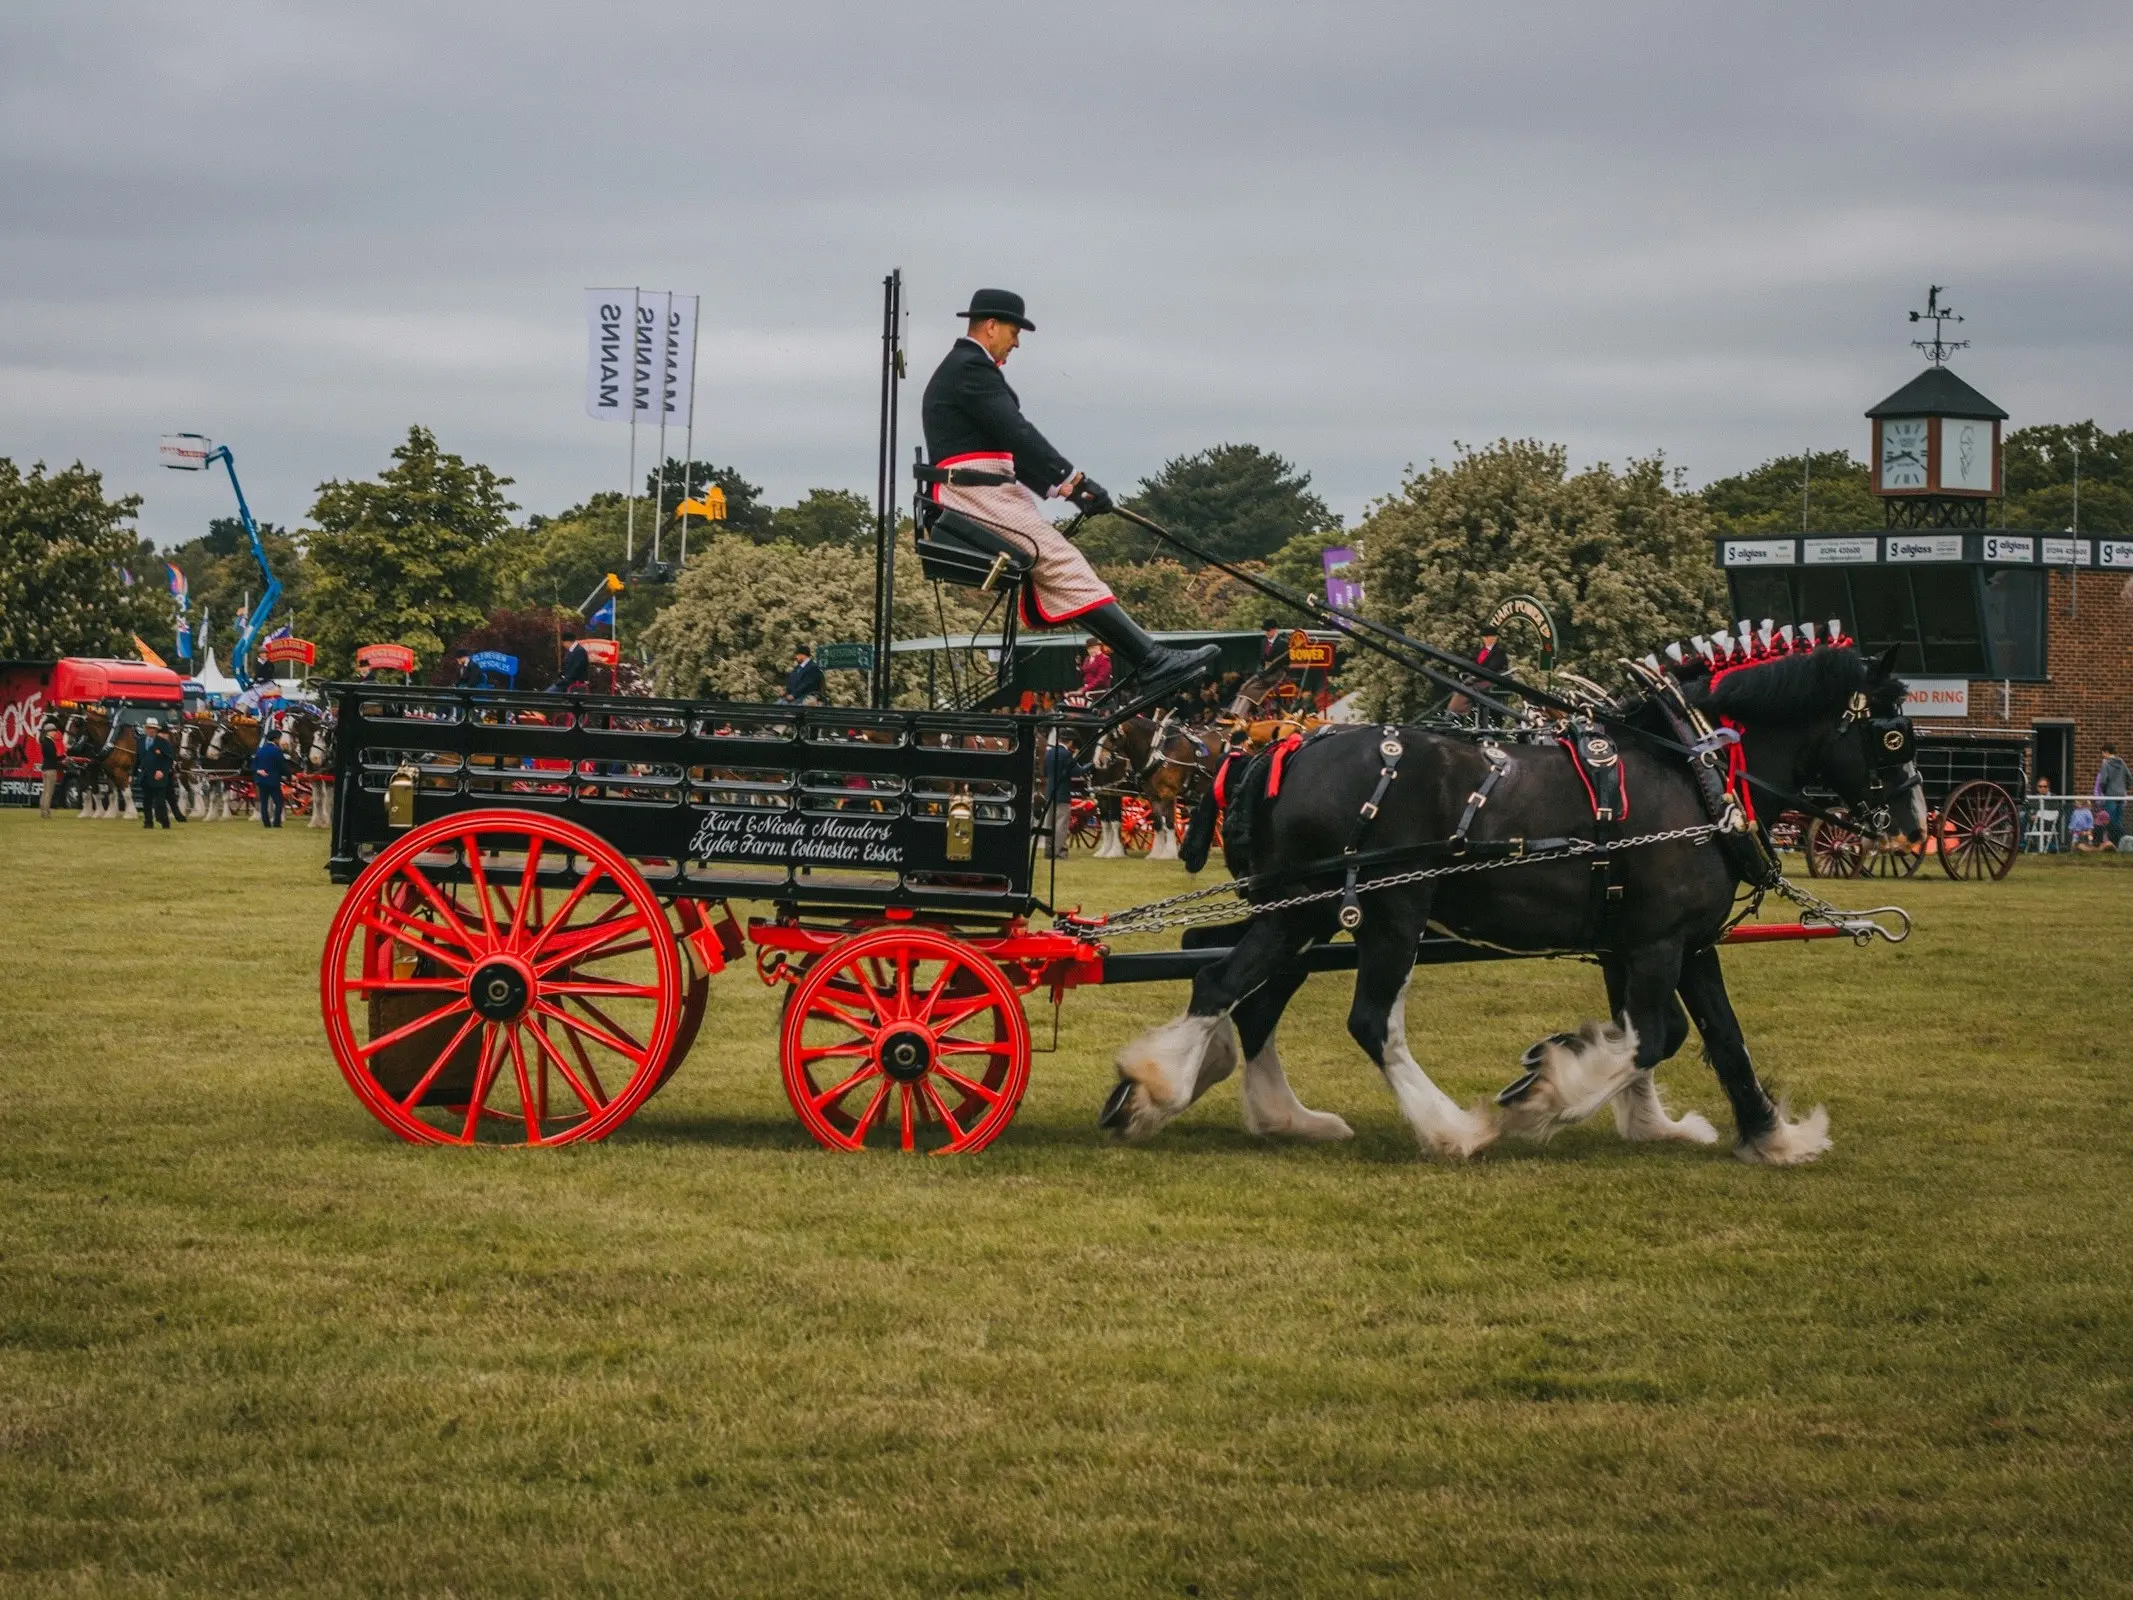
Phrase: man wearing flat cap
[{"left": 923, "top": 289, "right": 1218, "bottom": 701}]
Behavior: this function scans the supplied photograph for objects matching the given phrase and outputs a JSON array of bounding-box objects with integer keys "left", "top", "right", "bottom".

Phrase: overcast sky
[{"left": 4, "top": 1, "right": 2129, "bottom": 547}]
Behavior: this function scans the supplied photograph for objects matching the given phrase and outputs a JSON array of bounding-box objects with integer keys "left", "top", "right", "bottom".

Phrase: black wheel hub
[
  {"left": 878, "top": 1028, "right": 933, "bottom": 1083},
  {"left": 469, "top": 960, "right": 532, "bottom": 1022}
]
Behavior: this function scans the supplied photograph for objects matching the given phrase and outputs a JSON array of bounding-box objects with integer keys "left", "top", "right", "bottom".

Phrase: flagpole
[
  {"left": 625, "top": 287, "right": 640, "bottom": 565},
  {"left": 679, "top": 295, "right": 700, "bottom": 569},
  {"left": 651, "top": 292, "right": 670, "bottom": 569}
]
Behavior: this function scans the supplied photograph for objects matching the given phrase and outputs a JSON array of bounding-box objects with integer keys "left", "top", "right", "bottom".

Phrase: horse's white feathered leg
[
  {"left": 1145, "top": 820, "right": 1179, "bottom": 861},
  {"left": 1108, "top": 1012, "right": 1236, "bottom": 1141},
  {"left": 1241, "top": 1036, "right": 1353, "bottom": 1141},
  {"left": 1381, "top": 979, "right": 1498, "bottom": 1158},
  {"left": 1735, "top": 1100, "right": 1832, "bottom": 1165},
  {"left": 1612, "top": 1072, "right": 1719, "bottom": 1144},
  {"left": 1496, "top": 1018, "right": 1642, "bottom": 1143},
  {"left": 1094, "top": 820, "right": 1126, "bottom": 859}
]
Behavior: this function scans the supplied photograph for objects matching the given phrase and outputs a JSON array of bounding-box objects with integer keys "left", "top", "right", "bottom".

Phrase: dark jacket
[
  {"left": 134, "top": 735, "right": 176, "bottom": 791},
  {"left": 1472, "top": 640, "right": 1508, "bottom": 676},
  {"left": 550, "top": 642, "right": 591, "bottom": 692},
  {"left": 1042, "top": 740, "right": 1089, "bottom": 806},
  {"left": 250, "top": 741, "right": 289, "bottom": 787},
  {"left": 39, "top": 731, "right": 63, "bottom": 770},
  {"left": 922, "top": 339, "right": 1073, "bottom": 494},
  {"left": 455, "top": 656, "right": 485, "bottom": 688},
  {"left": 783, "top": 658, "right": 825, "bottom": 702},
  {"left": 1259, "top": 632, "right": 1291, "bottom": 672}
]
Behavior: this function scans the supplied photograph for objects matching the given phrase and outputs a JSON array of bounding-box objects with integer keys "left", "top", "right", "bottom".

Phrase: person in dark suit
[
  {"left": 449, "top": 648, "right": 484, "bottom": 688},
  {"left": 39, "top": 718, "right": 65, "bottom": 819},
  {"left": 1259, "top": 619, "right": 1291, "bottom": 673},
  {"left": 133, "top": 718, "right": 177, "bottom": 830},
  {"left": 549, "top": 628, "right": 592, "bottom": 693},
  {"left": 923, "top": 289, "right": 1217, "bottom": 701},
  {"left": 1449, "top": 627, "right": 1510, "bottom": 722},
  {"left": 781, "top": 646, "right": 826, "bottom": 705},
  {"left": 250, "top": 733, "right": 290, "bottom": 828}
]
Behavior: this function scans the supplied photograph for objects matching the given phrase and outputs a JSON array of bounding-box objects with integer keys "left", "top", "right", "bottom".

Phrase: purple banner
[{"left": 1321, "top": 546, "right": 1362, "bottom": 614}]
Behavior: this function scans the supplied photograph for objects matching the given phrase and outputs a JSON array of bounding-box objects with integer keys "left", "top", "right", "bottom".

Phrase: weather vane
[{"left": 1908, "top": 284, "right": 1968, "bottom": 367}]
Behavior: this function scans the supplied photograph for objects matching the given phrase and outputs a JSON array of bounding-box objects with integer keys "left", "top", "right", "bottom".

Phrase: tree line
[{"left": 4, "top": 420, "right": 2127, "bottom": 702}]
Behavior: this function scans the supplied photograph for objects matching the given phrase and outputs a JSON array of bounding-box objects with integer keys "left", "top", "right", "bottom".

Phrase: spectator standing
[
  {"left": 250, "top": 733, "right": 290, "bottom": 829},
  {"left": 38, "top": 718, "right": 64, "bottom": 819},
  {"left": 2095, "top": 742, "right": 2128, "bottom": 843},
  {"left": 781, "top": 646, "right": 825, "bottom": 706},
  {"left": 1040, "top": 733, "right": 1089, "bottom": 860},
  {"left": 133, "top": 718, "right": 177, "bottom": 830}
]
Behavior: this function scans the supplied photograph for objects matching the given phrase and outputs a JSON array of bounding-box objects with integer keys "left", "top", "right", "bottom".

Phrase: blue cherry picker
[{"left": 160, "top": 433, "right": 279, "bottom": 688}]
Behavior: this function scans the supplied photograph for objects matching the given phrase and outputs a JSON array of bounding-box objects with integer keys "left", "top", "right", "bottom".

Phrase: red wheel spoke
[
  {"left": 799, "top": 1041, "right": 875, "bottom": 1064},
  {"left": 806, "top": 994, "right": 879, "bottom": 1039},
  {"left": 534, "top": 1001, "right": 650, "bottom": 1067},
  {"left": 899, "top": 1085, "right": 917, "bottom": 1152},
  {"left": 396, "top": 862, "right": 485, "bottom": 956},
  {"left": 543, "top": 978, "right": 664, "bottom": 999},
  {"left": 506, "top": 838, "right": 544, "bottom": 946},
  {"left": 344, "top": 976, "right": 464, "bottom": 993},
  {"left": 524, "top": 1017, "right": 608, "bottom": 1115},
  {"left": 933, "top": 1062, "right": 1006, "bottom": 1104},
  {"left": 811, "top": 1062, "right": 884, "bottom": 1111},
  {"left": 358, "top": 908, "right": 475, "bottom": 975},
  {"left": 834, "top": 959, "right": 893, "bottom": 1024},
  {"left": 894, "top": 950, "right": 915, "bottom": 1019},
  {"left": 398, "top": 1010, "right": 483, "bottom": 1110},
  {"left": 459, "top": 1025, "right": 505, "bottom": 1142},
  {"left": 523, "top": 867, "right": 612, "bottom": 961},
  {"left": 506, "top": 1027, "right": 541, "bottom": 1143},
  {"left": 930, "top": 992, "right": 1006, "bottom": 1035},
  {"left": 919, "top": 1078, "right": 967, "bottom": 1142},
  {"left": 535, "top": 914, "right": 649, "bottom": 975},
  {"left": 464, "top": 845, "right": 503, "bottom": 946},
  {"left": 936, "top": 1039, "right": 1017, "bottom": 1057},
  {"left": 567, "top": 993, "right": 648, "bottom": 1057},
  {"left": 915, "top": 956, "right": 964, "bottom": 1022},
  {"left": 358, "top": 994, "right": 476, "bottom": 1060},
  {"left": 849, "top": 1080, "right": 891, "bottom": 1141}
]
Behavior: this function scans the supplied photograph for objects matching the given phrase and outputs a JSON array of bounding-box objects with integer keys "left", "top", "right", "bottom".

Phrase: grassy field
[{"left": 3, "top": 808, "right": 2131, "bottom": 1597}]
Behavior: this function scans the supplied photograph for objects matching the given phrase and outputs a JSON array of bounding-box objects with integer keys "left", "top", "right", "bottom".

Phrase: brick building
[{"left": 1715, "top": 361, "right": 2133, "bottom": 799}]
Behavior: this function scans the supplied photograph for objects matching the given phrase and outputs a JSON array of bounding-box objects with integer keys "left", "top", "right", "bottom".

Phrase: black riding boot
[{"left": 1081, "top": 603, "right": 1220, "bottom": 703}]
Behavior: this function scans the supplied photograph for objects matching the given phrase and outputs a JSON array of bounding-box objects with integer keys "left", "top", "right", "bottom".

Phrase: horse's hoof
[
  {"left": 1098, "top": 1078, "right": 1137, "bottom": 1133},
  {"left": 1734, "top": 1100, "right": 1831, "bottom": 1166}
]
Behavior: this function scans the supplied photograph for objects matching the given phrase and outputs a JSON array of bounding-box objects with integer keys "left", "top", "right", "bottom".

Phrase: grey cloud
[{"left": 2, "top": 1, "right": 2127, "bottom": 545}]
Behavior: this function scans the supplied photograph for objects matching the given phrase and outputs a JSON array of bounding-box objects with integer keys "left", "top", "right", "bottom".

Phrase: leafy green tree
[
  {"left": 1078, "top": 443, "right": 1340, "bottom": 567},
  {"left": 640, "top": 534, "right": 951, "bottom": 705},
  {"left": 1350, "top": 440, "right": 1727, "bottom": 720},
  {"left": 304, "top": 427, "right": 516, "bottom": 676},
  {"left": 1701, "top": 450, "right": 1879, "bottom": 535},
  {"left": 437, "top": 606, "right": 580, "bottom": 688},
  {"left": 766, "top": 488, "right": 875, "bottom": 549},
  {"left": 0, "top": 459, "right": 164, "bottom": 658},
  {"left": 2001, "top": 421, "right": 2133, "bottom": 535}
]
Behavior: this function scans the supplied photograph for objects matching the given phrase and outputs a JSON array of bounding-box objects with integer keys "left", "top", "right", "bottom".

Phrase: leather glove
[{"left": 1067, "top": 475, "right": 1114, "bottom": 515}]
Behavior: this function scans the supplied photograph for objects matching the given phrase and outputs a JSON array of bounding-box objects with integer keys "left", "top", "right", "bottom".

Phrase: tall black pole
[{"left": 871, "top": 269, "right": 904, "bottom": 708}]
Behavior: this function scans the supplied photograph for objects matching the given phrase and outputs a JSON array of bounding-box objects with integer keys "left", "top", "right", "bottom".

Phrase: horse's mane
[{"left": 1677, "top": 642, "right": 1905, "bottom": 724}]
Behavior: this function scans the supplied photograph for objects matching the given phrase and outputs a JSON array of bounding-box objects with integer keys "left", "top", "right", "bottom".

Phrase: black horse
[{"left": 1103, "top": 641, "right": 1927, "bottom": 1165}]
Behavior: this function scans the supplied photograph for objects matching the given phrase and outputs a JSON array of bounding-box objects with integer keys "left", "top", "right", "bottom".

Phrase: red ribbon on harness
[
  {"left": 1265, "top": 733, "right": 1305, "bottom": 798},
  {"left": 1556, "top": 738, "right": 1630, "bottom": 821},
  {"left": 1720, "top": 716, "right": 1755, "bottom": 824}
]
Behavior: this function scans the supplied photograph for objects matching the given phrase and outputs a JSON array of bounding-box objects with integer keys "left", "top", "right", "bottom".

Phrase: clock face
[
  {"left": 1941, "top": 418, "right": 1994, "bottom": 492},
  {"left": 1880, "top": 418, "right": 1928, "bottom": 490}
]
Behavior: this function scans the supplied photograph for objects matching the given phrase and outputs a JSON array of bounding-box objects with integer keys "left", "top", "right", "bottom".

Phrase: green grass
[{"left": 3, "top": 809, "right": 2131, "bottom": 1597}]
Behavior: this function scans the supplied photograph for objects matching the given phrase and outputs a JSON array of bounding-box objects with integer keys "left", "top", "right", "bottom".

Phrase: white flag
[
  {"left": 632, "top": 291, "right": 668, "bottom": 422},
  {"left": 660, "top": 295, "right": 697, "bottom": 428},
  {"left": 583, "top": 289, "right": 632, "bottom": 422}
]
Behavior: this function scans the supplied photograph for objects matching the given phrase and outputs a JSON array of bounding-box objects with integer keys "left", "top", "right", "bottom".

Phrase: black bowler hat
[{"left": 959, "top": 288, "right": 1034, "bottom": 331}]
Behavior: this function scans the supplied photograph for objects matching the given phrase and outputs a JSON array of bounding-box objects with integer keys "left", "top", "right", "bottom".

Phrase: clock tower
[{"left": 1865, "top": 287, "right": 2007, "bottom": 528}]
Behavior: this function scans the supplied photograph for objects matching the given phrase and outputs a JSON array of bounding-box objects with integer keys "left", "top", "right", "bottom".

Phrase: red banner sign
[
  {"left": 1287, "top": 634, "right": 1336, "bottom": 670},
  {"left": 262, "top": 637, "right": 317, "bottom": 666},
  {"left": 357, "top": 643, "right": 417, "bottom": 673},
  {"left": 581, "top": 638, "right": 621, "bottom": 667}
]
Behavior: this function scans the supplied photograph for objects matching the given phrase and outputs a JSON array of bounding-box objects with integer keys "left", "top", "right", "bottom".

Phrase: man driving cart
[{"left": 922, "top": 288, "right": 1219, "bottom": 705}]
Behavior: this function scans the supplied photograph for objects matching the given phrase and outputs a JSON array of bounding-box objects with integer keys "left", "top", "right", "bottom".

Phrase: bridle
[{"left": 1836, "top": 689, "right": 1924, "bottom": 835}]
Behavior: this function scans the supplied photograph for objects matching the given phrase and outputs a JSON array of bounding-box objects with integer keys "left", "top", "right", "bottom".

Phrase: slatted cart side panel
[{"left": 328, "top": 687, "right": 1041, "bottom": 911}]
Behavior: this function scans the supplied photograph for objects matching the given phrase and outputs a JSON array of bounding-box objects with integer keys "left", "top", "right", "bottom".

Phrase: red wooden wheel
[
  {"left": 779, "top": 926, "right": 1031, "bottom": 1155},
  {"left": 1937, "top": 779, "right": 2020, "bottom": 881},
  {"left": 1121, "top": 796, "right": 1154, "bottom": 854},
  {"left": 1804, "top": 818, "right": 1866, "bottom": 879},
  {"left": 320, "top": 809, "right": 682, "bottom": 1146}
]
